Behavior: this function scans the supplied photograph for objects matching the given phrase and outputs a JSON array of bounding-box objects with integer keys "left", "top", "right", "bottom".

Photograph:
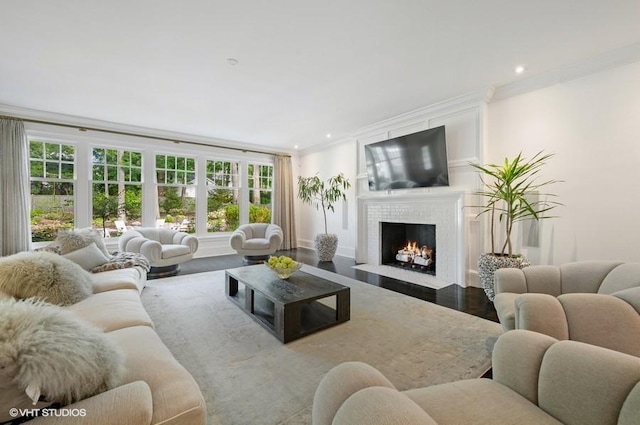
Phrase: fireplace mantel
[{"left": 356, "top": 190, "right": 467, "bottom": 287}]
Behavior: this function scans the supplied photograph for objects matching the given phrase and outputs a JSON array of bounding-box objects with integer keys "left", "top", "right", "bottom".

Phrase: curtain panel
[
  {"left": 0, "top": 118, "right": 31, "bottom": 255},
  {"left": 273, "top": 155, "right": 297, "bottom": 250}
]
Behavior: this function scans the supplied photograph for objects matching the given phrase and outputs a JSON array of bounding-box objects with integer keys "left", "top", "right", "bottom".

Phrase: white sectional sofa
[{"left": 0, "top": 255, "right": 206, "bottom": 425}]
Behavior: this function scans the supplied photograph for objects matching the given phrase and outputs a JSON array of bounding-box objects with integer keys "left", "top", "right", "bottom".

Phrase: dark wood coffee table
[{"left": 225, "top": 265, "right": 350, "bottom": 343}]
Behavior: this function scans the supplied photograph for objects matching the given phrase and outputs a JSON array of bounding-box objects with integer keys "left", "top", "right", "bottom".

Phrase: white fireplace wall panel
[
  {"left": 359, "top": 192, "right": 465, "bottom": 286},
  {"left": 354, "top": 97, "right": 486, "bottom": 288}
]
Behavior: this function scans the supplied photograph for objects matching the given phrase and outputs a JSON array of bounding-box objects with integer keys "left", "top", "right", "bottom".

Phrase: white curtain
[
  {"left": 273, "top": 155, "right": 297, "bottom": 250},
  {"left": 0, "top": 118, "right": 31, "bottom": 255}
]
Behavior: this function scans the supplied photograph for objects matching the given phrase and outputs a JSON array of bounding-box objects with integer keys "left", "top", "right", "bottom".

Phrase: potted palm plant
[
  {"left": 298, "top": 173, "right": 351, "bottom": 262},
  {"left": 470, "top": 151, "right": 562, "bottom": 301}
]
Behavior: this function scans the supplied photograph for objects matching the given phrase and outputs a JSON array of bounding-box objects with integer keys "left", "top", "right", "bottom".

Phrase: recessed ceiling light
[
  {"left": 326, "top": 133, "right": 332, "bottom": 139},
  {"left": 294, "top": 145, "right": 299, "bottom": 149},
  {"left": 227, "top": 58, "right": 239, "bottom": 66},
  {"left": 515, "top": 65, "right": 525, "bottom": 74}
]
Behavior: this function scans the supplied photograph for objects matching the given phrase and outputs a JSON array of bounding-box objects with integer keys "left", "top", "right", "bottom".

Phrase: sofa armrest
[
  {"left": 28, "top": 381, "right": 153, "bottom": 425},
  {"left": 492, "top": 330, "right": 558, "bottom": 405},
  {"left": 173, "top": 232, "right": 198, "bottom": 254},
  {"left": 312, "top": 361, "right": 396, "bottom": 425},
  {"left": 514, "top": 293, "right": 569, "bottom": 340},
  {"left": 333, "top": 386, "right": 438, "bottom": 425}
]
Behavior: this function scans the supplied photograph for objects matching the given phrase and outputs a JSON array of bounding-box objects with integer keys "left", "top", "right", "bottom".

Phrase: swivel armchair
[
  {"left": 119, "top": 228, "right": 198, "bottom": 278},
  {"left": 229, "top": 223, "right": 283, "bottom": 264}
]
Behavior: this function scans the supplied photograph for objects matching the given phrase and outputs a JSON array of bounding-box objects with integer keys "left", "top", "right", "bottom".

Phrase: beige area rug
[{"left": 141, "top": 265, "right": 503, "bottom": 425}]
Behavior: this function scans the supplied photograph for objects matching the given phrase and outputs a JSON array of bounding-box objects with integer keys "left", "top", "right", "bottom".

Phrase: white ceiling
[{"left": 1, "top": 1, "right": 639, "bottom": 151}]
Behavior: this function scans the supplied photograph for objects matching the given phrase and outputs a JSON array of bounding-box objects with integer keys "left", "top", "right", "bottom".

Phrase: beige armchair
[
  {"left": 229, "top": 223, "right": 283, "bottom": 264},
  {"left": 493, "top": 261, "right": 640, "bottom": 355},
  {"left": 119, "top": 228, "right": 198, "bottom": 278},
  {"left": 312, "top": 330, "right": 640, "bottom": 425}
]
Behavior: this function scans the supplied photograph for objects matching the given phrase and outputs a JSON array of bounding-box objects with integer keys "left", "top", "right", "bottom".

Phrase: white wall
[
  {"left": 295, "top": 140, "right": 359, "bottom": 258},
  {"left": 296, "top": 95, "right": 487, "bottom": 286},
  {"left": 487, "top": 60, "right": 640, "bottom": 264}
]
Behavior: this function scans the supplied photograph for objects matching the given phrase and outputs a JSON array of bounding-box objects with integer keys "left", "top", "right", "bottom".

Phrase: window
[
  {"left": 206, "top": 160, "right": 240, "bottom": 232},
  {"left": 29, "top": 140, "right": 75, "bottom": 241},
  {"left": 92, "top": 148, "right": 143, "bottom": 237},
  {"left": 248, "top": 163, "right": 273, "bottom": 224},
  {"left": 156, "top": 154, "right": 196, "bottom": 232}
]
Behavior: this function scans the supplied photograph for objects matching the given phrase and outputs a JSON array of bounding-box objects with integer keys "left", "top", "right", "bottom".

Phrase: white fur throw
[
  {"left": 0, "top": 251, "right": 93, "bottom": 306},
  {"left": 0, "top": 298, "right": 124, "bottom": 407}
]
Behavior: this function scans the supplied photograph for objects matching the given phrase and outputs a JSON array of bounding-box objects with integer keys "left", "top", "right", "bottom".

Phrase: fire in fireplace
[{"left": 380, "top": 222, "right": 436, "bottom": 275}]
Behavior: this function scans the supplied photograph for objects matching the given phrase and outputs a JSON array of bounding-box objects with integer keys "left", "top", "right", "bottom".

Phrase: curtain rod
[{"left": 1, "top": 114, "right": 291, "bottom": 158}]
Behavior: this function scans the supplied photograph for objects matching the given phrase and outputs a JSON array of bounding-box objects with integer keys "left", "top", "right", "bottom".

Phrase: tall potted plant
[
  {"left": 298, "top": 173, "right": 351, "bottom": 262},
  {"left": 470, "top": 151, "right": 562, "bottom": 301}
]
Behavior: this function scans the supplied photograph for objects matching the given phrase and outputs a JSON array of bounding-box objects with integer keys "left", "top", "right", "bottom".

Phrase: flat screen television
[{"left": 364, "top": 125, "right": 449, "bottom": 191}]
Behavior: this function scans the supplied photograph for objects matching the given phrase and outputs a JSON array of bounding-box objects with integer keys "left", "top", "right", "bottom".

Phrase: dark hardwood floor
[{"left": 177, "top": 247, "right": 498, "bottom": 323}]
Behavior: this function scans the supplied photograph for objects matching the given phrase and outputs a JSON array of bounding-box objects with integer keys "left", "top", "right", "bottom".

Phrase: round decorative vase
[
  {"left": 477, "top": 253, "right": 530, "bottom": 301},
  {"left": 315, "top": 233, "right": 338, "bottom": 262}
]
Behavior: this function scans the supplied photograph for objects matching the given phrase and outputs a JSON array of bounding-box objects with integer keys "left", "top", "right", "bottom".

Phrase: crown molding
[
  {"left": 0, "top": 104, "right": 293, "bottom": 157},
  {"left": 492, "top": 42, "right": 640, "bottom": 102},
  {"left": 298, "top": 87, "right": 492, "bottom": 156}
]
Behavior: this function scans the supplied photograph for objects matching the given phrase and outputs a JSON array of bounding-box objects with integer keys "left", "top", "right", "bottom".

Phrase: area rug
[{"left": 140, "top": 265, "right": 503, "bottom": 425}]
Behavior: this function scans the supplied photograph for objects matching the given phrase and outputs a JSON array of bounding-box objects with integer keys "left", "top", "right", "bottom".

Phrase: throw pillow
[
  {"left": 55, "top": 227, "right": 109, "bottom": 256},
  {"left": 0, "top": 251, "right": 93, "bottom": 306},
  {"left": 33, "top": 243, "right": 62, "bottom": 255},
  {"left": 0, "top": 298, "right": 124, "bottom": 422},
  {"left": 63, "top": 241, "right": 111, "bottom": 271}
]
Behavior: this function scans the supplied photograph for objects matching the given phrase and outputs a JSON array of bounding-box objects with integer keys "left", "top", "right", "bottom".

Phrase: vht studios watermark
[{"left": 8, "top": 407, "right": 87, "bottom": 418}]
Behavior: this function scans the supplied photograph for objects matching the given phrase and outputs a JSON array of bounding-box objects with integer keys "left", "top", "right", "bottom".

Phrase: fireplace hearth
[{"left": 381, "top": 222, "right": 436, "bottom": 276}]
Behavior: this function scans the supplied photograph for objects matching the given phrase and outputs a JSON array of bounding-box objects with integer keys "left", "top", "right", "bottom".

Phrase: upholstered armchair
[
  {"left": 493, "top": 261, "right": 640, "bottom": 356},
  {"left": 229, "top": 223, "right": 283, "bottom": 264},
  {"left": 312, "top": 330, "right": 640, "bottom": 425},
  {"left": 119, "top": 228, "right": 198, "bottom": 277}
]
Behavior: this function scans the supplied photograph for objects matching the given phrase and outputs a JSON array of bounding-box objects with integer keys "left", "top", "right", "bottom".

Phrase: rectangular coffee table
[{"left": 225, "top": 265, "right": 350, "bottom": 343}]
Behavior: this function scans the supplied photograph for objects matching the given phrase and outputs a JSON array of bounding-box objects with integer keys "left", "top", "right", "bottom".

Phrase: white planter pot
[
  {"left": 315, "top": 233, "right": 338, "bottom": 262},
  {"left": 477, "top": 253, "right": 529, "bottom": 301}
]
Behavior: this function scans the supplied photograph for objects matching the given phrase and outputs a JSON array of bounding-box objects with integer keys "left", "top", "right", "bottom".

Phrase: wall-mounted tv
[{"left": 364, "top": 125, "right": 449, "bottom": 191}]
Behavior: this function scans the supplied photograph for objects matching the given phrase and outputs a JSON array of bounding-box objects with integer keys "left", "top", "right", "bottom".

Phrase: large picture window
[
  {"left": 206, "top": 160, "right": 240, "bottom": 232},
  {"left": 92, "top": 148, "right": 143, "bottom": 237},
  {"left": 248, "top": 163, "right": 273, "bottom": 224},
  {"left": 29, "top": 140, "right": 75, "bottom": 241},
  {"left": 156, "top": 154, "right": 196, "bottom": 232},
  {"left": 27, "top": 131, "right": 273, "bottom": 242}
]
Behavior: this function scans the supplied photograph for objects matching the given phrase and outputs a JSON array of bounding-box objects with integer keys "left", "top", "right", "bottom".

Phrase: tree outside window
[
  {"left": 248, "top": 163, "right": 273, "bottom": 224},
  {"left": 29, "top": 141, "right": 75, "bottom": 241},
  {"left": 206, "top": 160, "right": 240, "bottom": 232},
  {"left": 92, "top": 148, "right": 143, "bottom": 237},
  {"left": 156, "top": 154, "right": 196, "bottom": 232}
]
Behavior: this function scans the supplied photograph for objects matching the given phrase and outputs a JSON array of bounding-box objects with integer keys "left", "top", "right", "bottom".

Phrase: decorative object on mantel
[
  {"left": 470, "top": 151, "right": 563, "bottom": 301},
  {"left": 265, "top": 255, "right": 302, "bottom": 279},
  {"left": 298, "top": 173, "right": 351, "bottom": 262}
]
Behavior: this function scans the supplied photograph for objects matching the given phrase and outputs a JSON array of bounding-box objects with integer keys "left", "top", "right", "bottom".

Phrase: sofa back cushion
[
  {"left": 558, "top": 293, "right": 640, "bottom": 357},
  {"left": 598, "top": 263, "right": 640, "bottom": 294},
  {"left": 538, "top": 340, "right": 640, "bottom": 425},
  {"left": 521, "top": 266, "right": 562, "bottom": 296},
  {"left": 559, "top": 261, "right": 621, "bottom": 294}
]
